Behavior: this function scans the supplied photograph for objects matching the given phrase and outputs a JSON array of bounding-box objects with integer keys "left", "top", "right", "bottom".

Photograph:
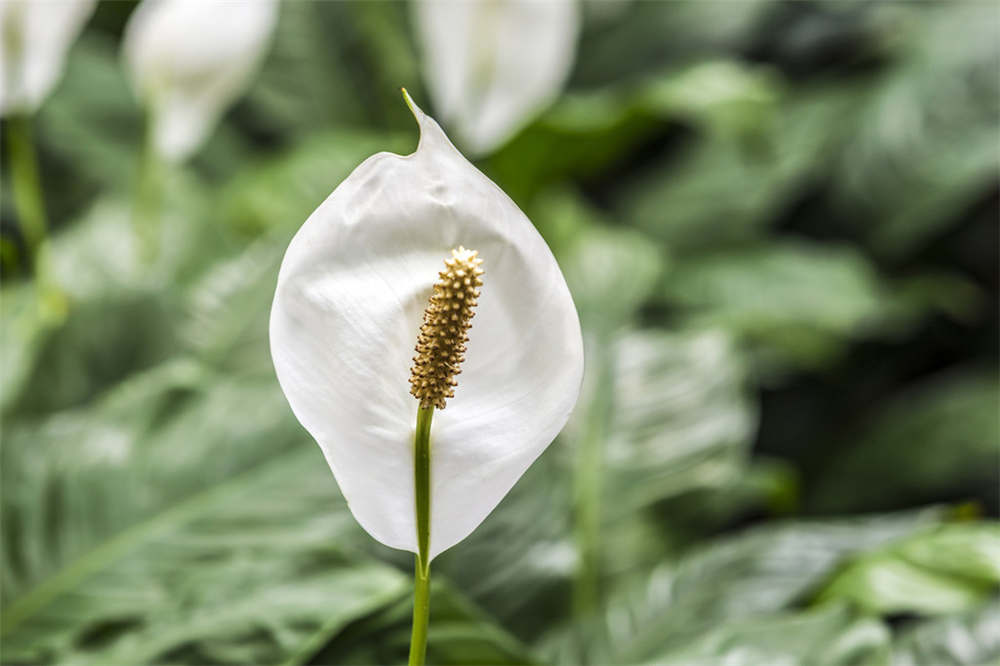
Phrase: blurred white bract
[
  {"left": 413, "top": 0, "right": 580, "bottom": 156},
  {"left": 122, "top": 0, "right": 278, "bottom": 163},
  {"left": 270, "top": 92, "right": 584, "bottom": 559},
  {"left": 0, "top": 0, "right": 96, "bottom": 116}
]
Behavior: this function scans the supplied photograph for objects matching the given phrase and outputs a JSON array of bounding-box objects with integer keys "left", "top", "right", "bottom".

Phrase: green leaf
[
  {"left": 486, "top": 89, "right": 658, "bottom": 204},
  {"left": 346, "top": 1, "right": 423, "bottom": 126},
  {"left": 814, "top": 523, "right": 1000, "bottom": 616},
  {"left": 616, "top": 84, "right": 860, "bottom": 251},
  {"left": 1, "top": 447, "right": 408, "bottom": 665},
  {"left": 658, "top": 241, "right": 981, "bottom": 376},
  {"left": 571, "top": 1, "right": 772, "bottom": 87},
  {"left": 895, "top": 525, "right": 1000, "bottom": 583},
  {"left": 1, "top": 293, "right": 176, "bottom": 417},
  {"left": 0, "top": 282, "right": 69, "bottom": 413},
  {"left": 1, "top": 359, "right": 306, "bottom": 603},
  {"left": 37, "top": 33, "right": 142, "bottom": 194},
  {"left": 637, "top": 60, "right": 782, "bottom": 140},
  {"left": 604, "top": 330, "right": 757, "bottom": 517},
  {"left": 487, "top": 59, "right": 780, "bottom": 204},
  {"left": 891, "top": 601, "right": 1000, "bottom": 666},
  {"left": 808, "top": 370, "right": 1000, "bottom": 513},
  {"left": 829, "top": 4, "right": 1000, "bottom": 258},
  {"left": 654, "top": 457, "right": 801, "bottom": 539},
  {"left": 241, "top": 2, "right": 371, "bottom": 135},
  {"left": 2, "top": 181, "right": 221, "bottom": 416},
  {"left": 602, "top": 508, "right": 945, "bottom": 663},
  {"left": 819, "top": 557, "right": 985, "bottom": 617},
  {"left": 539, "top": 189, "right": 666, "bottom": 333},
  {"left": 647, "top": 604, "right": 891, "bottom": 666},
  {"left": 662, "top": 242, "right": 884, "bottom": 335},
  {"left": 178, "top": 237, "right": 285, "bottom": 373}
]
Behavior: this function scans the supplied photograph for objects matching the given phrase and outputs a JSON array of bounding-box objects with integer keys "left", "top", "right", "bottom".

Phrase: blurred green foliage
[{"left": 1, "top": 1, "right": 997, "bottom": 664}]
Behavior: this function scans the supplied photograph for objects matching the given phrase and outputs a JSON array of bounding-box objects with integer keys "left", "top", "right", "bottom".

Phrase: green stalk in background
[
  {"left": 573, "top": 339, "right": 613, "bottom": 623},
  {"left": 409, "top": 405, "right": 434, "bottom": 666},
  {"left": 5, "top": 114, "right": 68, "bottom": 320},
  {"left": 5, "top": 114, "right": 48, "bottom": 268},
  {"left": 133, "top": 117, "right": 164, "bottom": 262}
]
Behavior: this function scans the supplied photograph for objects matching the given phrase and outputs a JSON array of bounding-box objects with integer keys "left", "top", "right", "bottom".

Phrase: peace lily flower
[
  {"left": 270, "top": 91, "right": 583, "bottom": 664},
  {"left": 412, "top": 0, "right": 580, "bottom": 156},
  {"left": 0, "top": 0, "right": 96, "bottom": 116},
  {"left": 122, "top": 0, "right": 278, "bottom": 163}
]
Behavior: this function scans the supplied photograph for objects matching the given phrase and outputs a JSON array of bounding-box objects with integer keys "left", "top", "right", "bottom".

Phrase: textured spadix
[
  {"left": 409, "top": 247, "right": 484, "bottom": 410},
  {"left": 122, "top": 0, "right": 277, "bottom": 163},
  {"left": 270, "top": 93, "right": 583, "bottom": 559}
]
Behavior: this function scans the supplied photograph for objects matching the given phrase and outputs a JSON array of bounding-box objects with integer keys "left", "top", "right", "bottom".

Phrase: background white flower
[
  {"left": 270, "top": 94, "right": 584, "bottom": 559},
  {"left": 0, "top": 0, "right": 96, "bottom": 116},
  {"left": 122, "top": 0, "right": 279, "bottom": 163},
  {"left": 412, "top": 0, "right": 580, "bottom": 156}
]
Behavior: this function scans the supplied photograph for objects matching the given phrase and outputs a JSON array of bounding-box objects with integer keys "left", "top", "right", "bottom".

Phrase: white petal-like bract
[
  {"left": 122, "top": 0, "right": 278, "bottom": 163},
  {"left": 270, "top": 93, "right": 583, "bottom": 559},
  {"left": 0, "top": 0, "right": 96, "bottom": 115},
  {"left": 413, "top": 0, "right": 580, "bottom": 156}
]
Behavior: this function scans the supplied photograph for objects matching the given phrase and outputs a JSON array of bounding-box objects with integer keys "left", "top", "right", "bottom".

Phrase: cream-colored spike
[{"left": 409, "top": 247, "right": 485, "bottom": 409}]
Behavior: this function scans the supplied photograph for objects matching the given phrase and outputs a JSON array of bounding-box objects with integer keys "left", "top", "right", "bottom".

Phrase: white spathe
[
  {"left": 270, "top": 93, "right": 584, "bottom": 560},
  {"left": 122, "top": 0, "right": 278, "bottom": 163},
  {"left": 413, "top": 0, "right": 580, "bottom": 156},
  {"left": 0, "top": 0, "right": 96, "bottom": 115}
]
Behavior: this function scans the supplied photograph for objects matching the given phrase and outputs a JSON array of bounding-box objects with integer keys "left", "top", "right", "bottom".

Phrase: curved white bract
[
  {"left": 270, "top": 93, "right": 583, "bottom": 559},
  {"left": 122, "top": 0, "right": 278, "bottom": 163},
  {"left": 413, "top": 0, "right": 580, "bottom": 156},
  {"left": 0, "top": 0, "right": 96, "bottom": 115}
]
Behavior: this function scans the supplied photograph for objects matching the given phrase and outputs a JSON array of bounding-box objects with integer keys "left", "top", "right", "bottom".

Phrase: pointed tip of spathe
[
  {"left": 400, "top": 87, "right": 439, "bottom": 153},
  {"left": 399, "top": 87, "right": 464, "bottom": 162},
  {"left": 401, "top": 87, "right": 422, "bottom": 119}
]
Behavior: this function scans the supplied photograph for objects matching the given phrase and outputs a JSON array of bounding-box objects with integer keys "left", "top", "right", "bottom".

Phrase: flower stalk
[
  {"left": 409, "top": 404, "right": 434, "bottom": 666},
  {"left": 133, "top": 118, "right": 163, "bottom": 262},
  {"left": 5, "top": 114, "right": 47, "bottom": 268},
  {"left": 573, "top": 339, "right": 612, "bottom": 620},
  {"left": 407, "top": 247, "right": 482, "bottom": 664}
]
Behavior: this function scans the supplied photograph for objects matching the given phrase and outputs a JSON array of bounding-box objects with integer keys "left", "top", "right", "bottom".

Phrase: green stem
[
  {"left": 409, "top": 557, "right": 431, "bottom": 666},
  {"left": 5, "top": 114, "right": 47, "bottom": 268},
  {"left": 409, "top": 405, "right": 434, "bottom": 666},
  {"left": 573, "top": 339, "right": 612, "bottom": 621},
  {"left": 133, "top": 116, "right": 163, "bottom": 262}
]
